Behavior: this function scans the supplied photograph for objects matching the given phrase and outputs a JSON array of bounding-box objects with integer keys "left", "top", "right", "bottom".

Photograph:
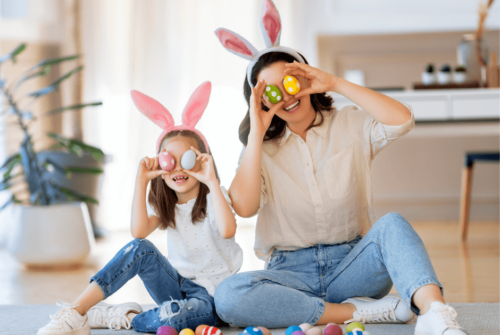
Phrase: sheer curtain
[{"left": 80, "top": 0, "right": 298, "bottom": 230}]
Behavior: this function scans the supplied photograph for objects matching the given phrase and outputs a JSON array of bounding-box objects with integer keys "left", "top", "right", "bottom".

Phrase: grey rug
[{"left": 0, "top": 303, "right": 498, "bottom": 335}]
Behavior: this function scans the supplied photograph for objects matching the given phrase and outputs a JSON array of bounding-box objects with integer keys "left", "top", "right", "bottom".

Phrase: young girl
[
  {"left": 37, "top": 82, "right": 243, "bottom": 335},
  {"left": 213, "top": 1, "right": 468, "bottom": 335}
]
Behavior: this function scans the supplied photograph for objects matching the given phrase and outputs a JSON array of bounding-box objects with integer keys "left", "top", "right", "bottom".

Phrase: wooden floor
[{"left": 0, "top": 221, "right": 498, "bottom": 306}]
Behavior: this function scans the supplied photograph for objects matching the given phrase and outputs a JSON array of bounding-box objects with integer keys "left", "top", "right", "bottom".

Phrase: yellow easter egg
[
  {"left": 283, "top": 75, "right": 300, "bottom": 95},
  {"left": 180, "top": 329, "right": 195, "bottom": 335}
]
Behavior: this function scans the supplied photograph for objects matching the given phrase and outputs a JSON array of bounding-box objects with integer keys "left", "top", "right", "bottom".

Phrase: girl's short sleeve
[
  {"left": 206, "top": 186, "right": 235, "bottom": 232},
  {"left": 146, "top": 198, "right": 158, "bottom": 217}
]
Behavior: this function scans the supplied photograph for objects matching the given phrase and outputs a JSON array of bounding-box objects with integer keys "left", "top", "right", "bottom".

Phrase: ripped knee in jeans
[{"left": 159, "top": 298, "right": 193, "bottom": 322}]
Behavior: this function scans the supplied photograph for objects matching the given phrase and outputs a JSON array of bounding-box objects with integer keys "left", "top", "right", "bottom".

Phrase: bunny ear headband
[
  {"left": 215, "top": 0, "right": 305, "bottom": 88},
  {"left": 131, "top": 81, "right": 211, "bottom": 154}
]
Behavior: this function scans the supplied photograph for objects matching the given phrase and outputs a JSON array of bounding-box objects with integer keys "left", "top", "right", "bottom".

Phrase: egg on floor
[
  {"left": 323, "top": 324, "right": 342, "bottom": 335},
  {"left": 305, "top": 327, "right": 321, "bottom": 335},
  {"left": 257, "top": 327, "right": 272, "bottom": 335},
  {"left": 299, "top": 324, "right": 312, "bottom": 332},
  {"left": 346, "top": 322, "right": 365, "bottom": 332},
  {"left": 157, "top": 326, "right": 178, "bottom": 335},
  {"left": 195, "top": 325, "right": 209, "bottom": 335},
  {"left": 244, "top": 327, "right": 263, "bottom": 335},
  {"left": 180, "top": 329, "right": 195, "bottom": 335}
]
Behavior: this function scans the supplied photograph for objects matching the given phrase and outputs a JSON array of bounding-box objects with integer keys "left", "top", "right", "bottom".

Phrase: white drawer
[
  {"left": 452, "top": 94, "right": 500, "bottom": 119},
  {"left": 397, "top": 98, "right": 448, "bottom": 121}
]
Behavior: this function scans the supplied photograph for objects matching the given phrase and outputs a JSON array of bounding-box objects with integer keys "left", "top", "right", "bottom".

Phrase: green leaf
[
  {"left": 0, "top": 43, "right": 26, "bottom": 64},
  {"left": 64, "top": 167, "right": 103, "bottom": 178},
  {"left": 47, "top": 133, "right": 105, "bottom": 162},
  {"left": 45, "top": 102, "right": 102, "bottom": 116},
  {"left": 1, "top": 153, "right": 21, "bottom": 170},
  {"left": 13, "top": 66, "right": 53, "bottom": 91},
  {"left": 34, "top": 55, "right": 79, "bottom": 69},
  {"left": 28, "top": 66, "right": 83, "bottom": 98},
  {"left": 2, "top": 154, "right": 22, "bottom": 180},
  {"left": 51, "top": 65, "right": 83, "bottom": 87},
  {"left": 49, "top": 181, "right": 99, "bottom": 204}
]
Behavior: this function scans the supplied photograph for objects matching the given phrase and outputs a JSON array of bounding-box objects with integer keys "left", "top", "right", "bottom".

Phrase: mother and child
[{"left": 37, "top": 1, "right": 468, "bottom": 335}]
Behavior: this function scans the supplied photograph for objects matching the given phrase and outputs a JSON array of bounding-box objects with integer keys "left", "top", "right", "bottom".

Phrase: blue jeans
[
  {"left": 214, "top": 213, "right": 442, "bottom": 328},
  {"left": 90, "top": 239, "right": 222, "bottom": 333}
]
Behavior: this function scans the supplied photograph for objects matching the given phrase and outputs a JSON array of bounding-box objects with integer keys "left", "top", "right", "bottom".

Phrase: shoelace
[
  {"left": 48, "top": 301, "right": 80, "bottom": 329},
  {"left": 436, "top": 305, "right": 460, "bottom": 330},
  {"left": 106, "top": 310, "right": 131, "bottom": 330},
  {"left": 346, "top": 306, "right": 397, "bottom": 324}
]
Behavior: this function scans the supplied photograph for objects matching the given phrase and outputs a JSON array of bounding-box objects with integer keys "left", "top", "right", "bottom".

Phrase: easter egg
[
  {"left": 305, "top": 327, "right": 321, "bottom": 335},
  {"left": 347, "top": 331, "right": 363, "bottom": 335},
  {"left": 195, "top": 325, "right": 209, "bottom": 335},
  {"left": 244, "top": 327, "right": 262, "bottom": 335},
  {"left": 283, "top": 75, "right": 300, "bottom": 95},
  {"left": 324, "top": 324, "right": 342, "bottom": 335},
  {"left": 180, "top": 329, "right": 195, "bottom": 335},
  {"left": 157, "top": 326, "right": 178, "bottom": 335},
  {"left": 285, "top": 326, "right": 302, "bottom": 335},
  {"left": 159, "top": 151, "right": 175, "bottom": 171},
  {"left": 291, "top": 331, "right": 305, "bottom": 335},
  {"left": 202, "top": 327, "right": 222, "bottom": 335},
  {"left": 299, "top": 324, "right": 312, "bottom": 332},
  {"left": 257, "top": 327, "right": 271, "bottom": 335},
  {"left": 265, "top": 85, "right": 283, "bottom": 104},
  {"left": 346, "top": 322, "right": 364, "bottom": 333},
  {"left": 181, "top": 149, "right": 197, "bottom": 170}
]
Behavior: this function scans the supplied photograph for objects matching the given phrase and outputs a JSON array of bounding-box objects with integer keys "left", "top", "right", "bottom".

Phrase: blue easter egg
[
  {"left": 243, "top": 328, "right": 262, "bottom": 335},
  {"left": 347, "top": 331, "right": 364, "bottom": 335},
  {"left": 285, "top": 326, "right": 302, "bottom": 335},
  {"left": 181, "top": 150, "right": 197, "bottom": 170}
]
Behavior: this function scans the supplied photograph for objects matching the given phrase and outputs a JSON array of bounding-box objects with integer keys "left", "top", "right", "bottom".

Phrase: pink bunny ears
[
  {"left": 131, "top": 81, "right": 211, "bottom": 153},
  {"left": 215, "top": 0, "right": 305, "bottom": 87}
]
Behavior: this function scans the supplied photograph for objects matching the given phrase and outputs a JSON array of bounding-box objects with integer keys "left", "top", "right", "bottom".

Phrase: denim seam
[
  {"left": 107, "top": 250, "right": 179, "bottom": 289},
  {"left": 309, "top": 298, "right": 326, "bottom": 326},
  {"left": 89, "top": 275, "right": 110, "bottom": 299},
  {"left": 407, "top": 279, "right": 443, "bottom": 314}
]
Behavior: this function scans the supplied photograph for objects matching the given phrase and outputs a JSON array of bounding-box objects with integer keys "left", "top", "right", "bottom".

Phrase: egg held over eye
[
  {"left": 181, "top": 149, "right": 197, "bottom": 170},
  {"left": 159, "top": 151, "right": 175, "bottom": 171},
  {"left": 283, "top": 75, "right": 300, "bottom": 95},
  {"left": 264, "top": 85, "right": 283, "bottom": 104}
]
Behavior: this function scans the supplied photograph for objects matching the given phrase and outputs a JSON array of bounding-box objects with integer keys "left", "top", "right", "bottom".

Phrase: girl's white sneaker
[
  {"left": 37, "top": 301, "right": 90, "bottom": 335},
  {"left": 342, "top": 295, "right": 414, "bottom": 324},
  {"left": 414, "top": 301, "right": 468, "bottom": 335},
  {"left": 86, "top": 301, "right": 143, "bottom": 329}
]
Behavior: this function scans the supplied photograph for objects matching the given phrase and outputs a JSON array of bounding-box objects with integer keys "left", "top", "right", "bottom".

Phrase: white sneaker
[
  {"left": 342, "top": 295, "right": 414, "bottom": 324},
  {"left": 37, "top": 301, "right": 90, "bottom": 335},
  {"left": 414, "top": 301, "right": 468, "bottom": 335},
  {"left": 87, "top": 301, "right": 143, "bottom": 330}
]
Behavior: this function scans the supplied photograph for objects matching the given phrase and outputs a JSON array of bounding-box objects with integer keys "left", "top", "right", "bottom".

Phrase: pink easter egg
[
  {"left": 291, "top": 331, "right": 305, "bottom": 335},
  {"left": 159, "top": 151, "right": 175, "bottom": 171},
  {"left": 324, "top": 325, "right": 342, "bottom": 335},
  {"left": 299, "top": 324, "right": 312, "bottom": 332},
  {"left": 257, "top": 327, "right": 271, "bottom": 335},
  {"left": 305, "top": 327, "right": 321, "bottom": 335},
  {"left": 157, "top": 326, "right": 178, "bottom": 335}
]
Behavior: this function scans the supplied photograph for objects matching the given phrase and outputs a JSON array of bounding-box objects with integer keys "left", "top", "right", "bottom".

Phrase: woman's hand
[
  {"left": 249, "top": 79, "right": 285, "bottom": 139},
  {"left": 184, "top": 147, "right": 218, "bottom": 189},
  {"left": 136, "top": 155, "right": 168, "bottom": 184},
  {"left": 284, "top": 61, "right": 339, "bottom": 99}
]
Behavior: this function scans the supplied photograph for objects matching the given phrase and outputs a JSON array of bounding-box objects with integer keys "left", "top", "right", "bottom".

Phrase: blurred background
[{"left": 0, "top": 0, "right": 498, "bottom": 308}]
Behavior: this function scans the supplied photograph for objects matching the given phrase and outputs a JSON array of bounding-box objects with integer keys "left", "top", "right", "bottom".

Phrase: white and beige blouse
[{"left": 237, "top": 105, "right": 415, "bottom": 261}]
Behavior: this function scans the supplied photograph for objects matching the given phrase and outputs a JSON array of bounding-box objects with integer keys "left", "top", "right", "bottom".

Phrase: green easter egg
[
  {"left": 265, "top": 85, "right": 283, "bottom": 104},
  {"left": 346, "top": 322, "right": 365, "bottom": 332}
]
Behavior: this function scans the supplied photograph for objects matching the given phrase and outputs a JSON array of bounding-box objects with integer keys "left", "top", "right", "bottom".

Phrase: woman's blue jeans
[
  {"left": 90, "top": 239, "right": 222, "bottom": 333},
  {"left": 214, "top": 213, "right": 442, "bottom": 328}
]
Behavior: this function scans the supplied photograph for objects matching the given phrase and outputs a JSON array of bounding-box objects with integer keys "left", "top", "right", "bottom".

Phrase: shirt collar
[{"left": 279, "top": 111, "right": 329, "bottom": 146}]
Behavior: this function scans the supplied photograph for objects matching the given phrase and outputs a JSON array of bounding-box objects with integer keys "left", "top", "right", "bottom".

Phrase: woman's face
[{"left": 257, "top": 61, "right": 314, "bottom": 125}]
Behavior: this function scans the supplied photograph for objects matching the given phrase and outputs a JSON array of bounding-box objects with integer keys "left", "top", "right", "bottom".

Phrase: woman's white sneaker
[
  {"left": 342, "top": 295, "right": 414, "bottom": 324},
  {"left": 37, "top": 301, "right": 90, "bottom": 335},
  {"left": 86, "top": 301, "right": 143, "bottom": 329},
  {"left": 414, "top": 301, "right": 468, "bottom": 335}
]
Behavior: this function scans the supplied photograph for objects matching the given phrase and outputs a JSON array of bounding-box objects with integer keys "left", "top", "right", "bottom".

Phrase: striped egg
[
  {"left": 195, "top": 325, "right": 209, "bottom": 335},
  {"left": 159, "top": 150, "right": 175, "bottom": 171},
  {"left": 283, "top": 75, "right": 300, "bottom": 95},
  {"left": 202, "top": 326, "right": 222, "bottom": 335}
]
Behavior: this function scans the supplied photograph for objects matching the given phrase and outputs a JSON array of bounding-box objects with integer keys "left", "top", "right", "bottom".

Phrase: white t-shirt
[
  {"left": 147, "top": 186, "right": 243, "bottom": 296},
  {"left": 237, "top": 105, "right": 415, "bottom": 261}
]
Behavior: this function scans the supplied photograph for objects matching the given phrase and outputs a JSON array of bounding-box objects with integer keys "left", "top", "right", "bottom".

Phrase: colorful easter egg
[
  {"left": 305, "top": 327, "right": 321, "bottom": 335},
  {"left": 157, "top": 326, "right": 178, "bottom": 335},
  {"left": 244, "top": 328, "right": 263, "bottom": 335},
  {"left": 257, "top": 327, "right": 271, "bottom": 335},
  {"left": 181, "top": 149, "right": 197, "bottom": 170},
  {"left": 283, "top": 75, "right": 300, "bottom": 95},
  {"left": 180, "top": 329, "right": 195, "bottom": 335},
  {"left": 195, "top": 325, "right": 209, "bottom": 335},
  {"left": 285, "top": 326, "right": 302, "bottom": 335},
  {"left": 265, "top": 85, "right": 283, "bottom": 104},
  {"left": 202, "top": 327, "right": 222, "bottom": 335},
  {"left": 159, "top": 150, "right": 175, "bottom": 171},
  {"left": 346, "top": 322, "right": 364, "bottom": 332},
  {"left": 324, "top": 324, "right": 342, "bottom": 335},
  {"left": 299, "top": 324, "right": 312, "bottom": 332},
  {"left": 291, "top": 331, "right": 305, "bottom": 335},
  {"left": 347, "top": 331, "right": 363, "bottom": 335}
]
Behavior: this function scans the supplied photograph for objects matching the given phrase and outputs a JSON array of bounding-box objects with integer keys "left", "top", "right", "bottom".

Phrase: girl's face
[
  {"left": 160, "top": 136, "right": 201, "bottom": 196},
  {"left": 257, "top": 61, "right": 314, "bottom": 125}
]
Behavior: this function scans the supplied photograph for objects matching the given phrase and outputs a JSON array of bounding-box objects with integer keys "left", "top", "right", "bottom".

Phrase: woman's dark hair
[
  {"left": 148, "top": 130, "right": 219, "bottom": 230},
  {"left": 239, "top": 52, "right": 335, "bottom": 145}
]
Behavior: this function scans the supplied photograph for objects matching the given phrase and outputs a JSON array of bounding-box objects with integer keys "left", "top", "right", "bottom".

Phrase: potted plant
[
  {"left": 421, "top": 63, "right": 436, "bottom": 85},
  {"left": 437, "top": 64, "right": 452, "bottom": 84},
  {"left": 0, "top": 44, "right": 104, "bottom": 266},
  {"left": 453, "top": 65, "right": 467, "bottom": 84}
]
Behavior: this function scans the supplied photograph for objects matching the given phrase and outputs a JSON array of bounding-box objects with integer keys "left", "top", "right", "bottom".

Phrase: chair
[{"left": 458, "top": 152, "right": 500, "bottom": 241}]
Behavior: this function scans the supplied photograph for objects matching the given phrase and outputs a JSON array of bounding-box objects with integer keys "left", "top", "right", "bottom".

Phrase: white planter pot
[
  {"left": 421, "top": 72, "right": 436, "bottom": 85},
  {"left": 437, "top": 72, "right": 451, "bottom": 84},
  {"left": 7, "top": 202, "right": 96, "bottom": 266},
  {"left": 453, "top": 72, "right": 467, "bottom": 84}
]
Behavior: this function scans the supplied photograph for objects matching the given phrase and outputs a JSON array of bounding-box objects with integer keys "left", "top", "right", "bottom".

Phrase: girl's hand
[
  {"left": 249, "top": 79, "right": 284, "bottom": 139},
  {"left": 284, "top": 61, "right": 339, "bottom": 99},
  {"left": 137, "top": 155, "right": 168, "bottom": 184},
  {"left": 184, "top": 146, "right": 218, "bottom": 188}
]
